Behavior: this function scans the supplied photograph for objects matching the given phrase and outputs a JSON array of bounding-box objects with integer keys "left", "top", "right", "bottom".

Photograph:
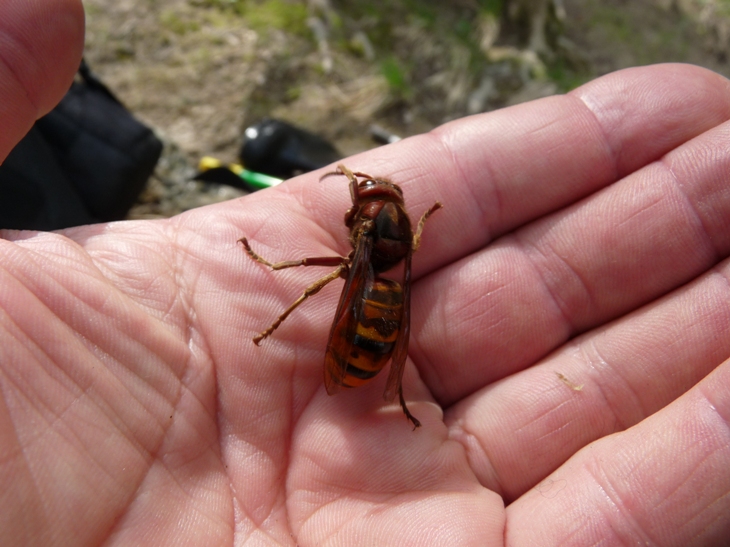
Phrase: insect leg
[
  {"left": 412, "top": 202, "right": 443, "bottom": 252},
  {"left": 319, "top": 164, "right": 348, "bottom": 181},
  {"left": 320, "top": 164, "right": 362, "bottom": 204},
  {"left": 239, "top": 237, "right": 346, "bottom": 270},
  {"left": 253, "top": 263, "right": 346, "bottom": 345},
  {"left": 398, "top": 385, "right": 421, "bottom": 430}
]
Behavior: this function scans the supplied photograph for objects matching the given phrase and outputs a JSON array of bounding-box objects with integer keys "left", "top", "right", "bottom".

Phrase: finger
[
  {"left": 505, "top": 355, "right": 730, "bottom": 546},
  {"left": 570, "top": 62, "right": 730, "bottom": 178},
  {"left": 446, "top": 255, "right": 730, "bottom": 500},
  {"left": 0, "top": 0, "right": 84, "bottom": 161},
  {"left": 412, "top": 97, "right": 730, "bottom": 403},
  {"left": 242, "top": 65, "right": 730, "bottom": 280}
]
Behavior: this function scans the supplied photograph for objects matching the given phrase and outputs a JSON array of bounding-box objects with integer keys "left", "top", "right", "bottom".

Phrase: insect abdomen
[{"left": 331, "top": 278, "right": 403, "bottom": 389}]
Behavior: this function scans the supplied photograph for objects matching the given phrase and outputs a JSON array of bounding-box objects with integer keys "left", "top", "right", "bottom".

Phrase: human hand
[{"left": 3, "top": 2, "right": 730, "bottom": 545}]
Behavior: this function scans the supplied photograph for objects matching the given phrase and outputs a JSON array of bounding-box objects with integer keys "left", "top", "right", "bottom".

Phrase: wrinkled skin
[{"left": 2, "top": 2, "right": 730, "bottom": 545}]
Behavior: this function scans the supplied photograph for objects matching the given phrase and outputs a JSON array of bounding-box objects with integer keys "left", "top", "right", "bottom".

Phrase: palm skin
[{"left": 2, "top": 2, "right": 730, "bottom": 546}]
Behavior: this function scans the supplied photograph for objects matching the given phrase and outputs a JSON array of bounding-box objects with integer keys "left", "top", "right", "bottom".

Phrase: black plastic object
[
  {"left": 240, "top": 118, "right": 341, "bottom": 180},
  {"left": 0, "top": 60, "right": 163, "bottom": 230}
]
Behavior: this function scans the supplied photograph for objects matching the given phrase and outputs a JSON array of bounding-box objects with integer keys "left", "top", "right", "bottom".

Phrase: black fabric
[
  {"left": 0, "top": 127, "right": 93, "bottom": 230},
  {"left": 0, "top": 61, "right": 163, "bottom": 230}
]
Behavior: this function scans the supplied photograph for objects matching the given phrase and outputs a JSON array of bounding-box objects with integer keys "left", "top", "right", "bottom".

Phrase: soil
[{"left": 81, "top": 0, "right": 730, "bottom": 218}]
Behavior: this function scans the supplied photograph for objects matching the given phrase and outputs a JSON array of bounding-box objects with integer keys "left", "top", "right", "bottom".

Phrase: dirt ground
[{"left": 81, "top": 0, "right": 730, "bottom": 218}]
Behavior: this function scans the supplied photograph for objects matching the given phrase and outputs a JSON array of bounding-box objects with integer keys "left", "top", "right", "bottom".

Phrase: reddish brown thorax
[{"left": 347, "top": 178, "right": 413, "bottom": 273}]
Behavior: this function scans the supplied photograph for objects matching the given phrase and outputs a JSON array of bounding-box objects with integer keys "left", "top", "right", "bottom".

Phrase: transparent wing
[
  {"left": 323, "top": 233, "right": 373, "bottom": 394},
  {"left": 383, "top": 249, "right": 411, "bottom": 402}
]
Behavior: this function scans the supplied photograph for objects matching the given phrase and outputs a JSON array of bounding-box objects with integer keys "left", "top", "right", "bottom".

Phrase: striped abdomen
[{"left": 328, "top": 278, "right": 403, "bottom": 389}]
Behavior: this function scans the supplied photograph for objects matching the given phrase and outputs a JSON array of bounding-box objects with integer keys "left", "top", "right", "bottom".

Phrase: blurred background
[{"left": 68, "top": 0, "right": 730, "bottom": 219}]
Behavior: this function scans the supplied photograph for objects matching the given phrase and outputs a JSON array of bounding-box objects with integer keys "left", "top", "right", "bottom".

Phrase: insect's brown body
[
  {"left": 327, "top": 277, "right": 402, "bottom": 390},
  {"left": 240, "top": 164, "right": 441, "bottom": 428}
]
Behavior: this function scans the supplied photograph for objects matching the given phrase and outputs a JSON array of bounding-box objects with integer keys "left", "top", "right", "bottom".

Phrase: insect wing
[
  {"left": 383, "top": 248, "right": 412, "bottom": 402},
  {"left": 323, "top": 233, "right": 373, "bottom": 394}
]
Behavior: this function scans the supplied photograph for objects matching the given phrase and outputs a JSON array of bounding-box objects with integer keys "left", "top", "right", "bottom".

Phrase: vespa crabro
[{"left": 240, "top": 164, "right": 442, "bottom": 428}]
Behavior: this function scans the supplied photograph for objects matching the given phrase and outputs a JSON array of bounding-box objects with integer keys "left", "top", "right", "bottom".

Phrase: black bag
[{"left": 0, "top": 60, "right": 163, "bottom": 230}]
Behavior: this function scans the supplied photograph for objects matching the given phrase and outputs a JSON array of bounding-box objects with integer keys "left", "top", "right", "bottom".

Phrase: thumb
[{"left": 0, "top": 0, "right": 85, "bottom": 162}]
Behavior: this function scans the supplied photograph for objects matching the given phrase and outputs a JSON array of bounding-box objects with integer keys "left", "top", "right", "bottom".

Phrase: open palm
[{"left": 3, "top": 3, "right": 730, "bottom": 546}]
